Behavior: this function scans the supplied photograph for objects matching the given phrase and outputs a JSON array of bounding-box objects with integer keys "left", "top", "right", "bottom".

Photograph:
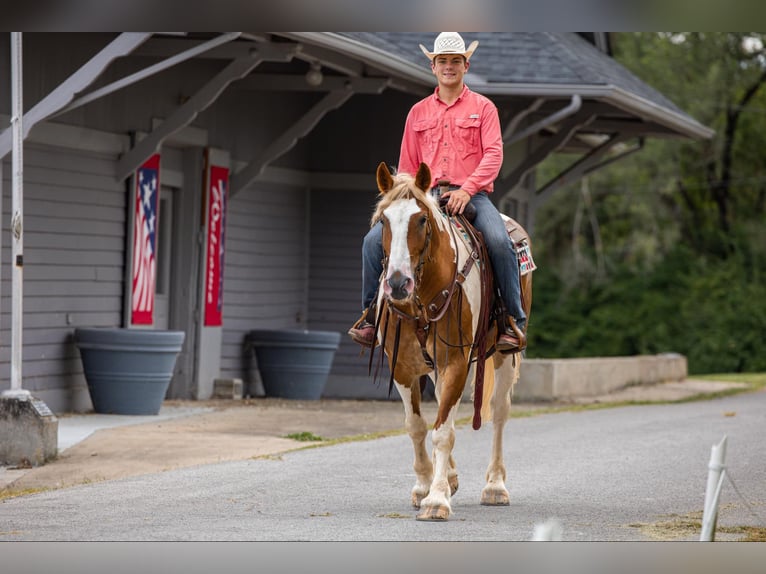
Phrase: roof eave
[
  {"left": 475, "top": 82, "right": 715, "bottom": 141},
  {"left": 278, "top": 31, "right": 435, "bottom": 85}
]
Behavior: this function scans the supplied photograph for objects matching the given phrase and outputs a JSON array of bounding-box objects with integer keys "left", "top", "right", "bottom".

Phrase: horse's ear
[
  {"left": 415, "top": 163, "right": 431, "bottom": 192},
  {"left": 376, "top": 162, "right": 394, "bottom": 194}
]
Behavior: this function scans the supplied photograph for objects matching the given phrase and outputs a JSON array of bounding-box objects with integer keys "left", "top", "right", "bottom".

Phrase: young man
[{"left": 348, "top": 32, "right": 527, "bottom": 353}]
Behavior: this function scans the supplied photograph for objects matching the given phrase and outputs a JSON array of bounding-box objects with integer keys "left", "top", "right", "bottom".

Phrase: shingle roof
[{"left": 340, "top": 32, "right": 686, "bottom": 116}]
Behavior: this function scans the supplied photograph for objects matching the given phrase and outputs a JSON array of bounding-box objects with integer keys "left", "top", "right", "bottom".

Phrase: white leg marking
[
  {"left": 395, "top": 382, "right": 432, "bottom": 508},
  {"left": 481, "top": 355, "right": 520, "bottom": 506},
  {"left": 418, "top": 389, "right": 459, "bottom": 519}
]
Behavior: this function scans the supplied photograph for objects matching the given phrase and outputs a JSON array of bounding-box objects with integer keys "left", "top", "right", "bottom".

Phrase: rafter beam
[
  {"left": 115, "top": 43, "right": 296, "bottom": 181},
  {"left": 578, "top": 119, "right": 677, "bottom": 136},
  {"left": 506, "top": 94, "right": 582, "bottom": 147},
  {"left": 132, "top": 35, "right": 256, "bottom": 60},
  {"left": 498, "top": 111, "right": 596, "bottom": 191},
  {"left": 0, "top": 33, "right": 152, "bottom": 160},
  {"left": 235, "top": 74, "right": 389, "bottom": 94},
  {"left": 535, "top": 134, "right": 642, "bottom": 202},
  {"left": 52, "top": 32, "right": 242, "bottom": 119},
  {"left": 502, "top": 97, "right": 545, "bottom": 140},
  {"left": 230, "top": 88, "right": 355, "bottom": 197}
]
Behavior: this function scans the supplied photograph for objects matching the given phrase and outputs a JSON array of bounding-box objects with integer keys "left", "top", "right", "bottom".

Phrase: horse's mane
[{"left": 370, "top": 171, "right": 443, "bottom": 229}]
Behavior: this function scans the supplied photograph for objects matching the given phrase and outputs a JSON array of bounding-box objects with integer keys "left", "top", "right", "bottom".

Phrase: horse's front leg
[
  {"left": 395, "top": 381, "right": 433, "bottom": 509},
  {"left": 416, "top": 365, "right": 465, "bottom": 521},
  {"left": 480, "top": 354, "right": 519, "bottom": 506}
]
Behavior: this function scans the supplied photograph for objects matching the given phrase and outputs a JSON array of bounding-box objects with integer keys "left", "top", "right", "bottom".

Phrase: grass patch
[
  {"left": 284, "top": 431, "right": 325, "bottom": 442},
  {"left": 628, "top": 505, "right": 766, "bottom": 541},
  {"left": 629, "top": 511, "right": 703, "bottom": 540},
  {"left": 0, "top": 487, "right": 49, "bottom": 502},
  {"left": 718, "top": 526, "right": 766, "bottom": 542}
]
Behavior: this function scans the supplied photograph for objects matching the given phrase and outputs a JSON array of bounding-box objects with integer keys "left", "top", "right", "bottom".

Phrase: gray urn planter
[
  {"left": 74, "top": 328, "right": 185, "bottom": 415},
  {"left": 247, "top": 329, "right": 341, "bottom": 400}
]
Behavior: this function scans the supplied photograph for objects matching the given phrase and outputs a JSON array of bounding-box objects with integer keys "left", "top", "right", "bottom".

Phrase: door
[{"left": 154, "top": 187, "right": 174, "bottom": 330}]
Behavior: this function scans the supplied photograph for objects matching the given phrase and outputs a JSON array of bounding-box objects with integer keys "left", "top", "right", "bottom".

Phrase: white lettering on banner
[{"left": 207, "top": 179, "right": 222, "bottom": 304}]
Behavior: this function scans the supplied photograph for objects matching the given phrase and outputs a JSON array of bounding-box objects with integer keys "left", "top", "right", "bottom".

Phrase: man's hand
[{"left": 442, "top": 189, "right": 471, "bottom": 215}]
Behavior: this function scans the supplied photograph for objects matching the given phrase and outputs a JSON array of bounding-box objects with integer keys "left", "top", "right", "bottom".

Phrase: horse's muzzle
[{"left": 385, "top": 270, "right": 413, "bottom": 301}]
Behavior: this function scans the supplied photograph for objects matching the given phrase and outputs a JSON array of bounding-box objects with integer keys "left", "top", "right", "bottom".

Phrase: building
[{"left": 0, "top": 33, "right": 713, "bottom": 411}]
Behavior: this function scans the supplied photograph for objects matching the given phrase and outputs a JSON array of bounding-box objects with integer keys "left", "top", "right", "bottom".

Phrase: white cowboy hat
[{"left": 419, "top": 32, "right": 479, "bottom": 61}]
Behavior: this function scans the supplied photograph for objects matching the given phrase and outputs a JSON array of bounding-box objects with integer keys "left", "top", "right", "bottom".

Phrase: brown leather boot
[
  {"left": 496, "top": 316, "right": 527, "bottom": 354},
  {"left": 347, "top": 308, "right": 377, "bottom": 348}
]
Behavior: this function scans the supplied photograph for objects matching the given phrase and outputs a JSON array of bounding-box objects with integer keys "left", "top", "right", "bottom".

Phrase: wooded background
[{"left": 528, "top": 33, "right": 766, "bottom": 374}]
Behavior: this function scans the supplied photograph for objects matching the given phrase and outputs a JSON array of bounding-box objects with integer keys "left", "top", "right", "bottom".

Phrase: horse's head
[{"left": 374, "top": 162, "right": 445, "bottom": 302}]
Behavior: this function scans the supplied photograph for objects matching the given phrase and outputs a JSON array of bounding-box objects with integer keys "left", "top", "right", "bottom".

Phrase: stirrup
[
  {"left": 347, "top": 308, "right": 377, "bottom": 348},
  {"left": 497, "top": 316, "right": 526, "bottom": 354}
]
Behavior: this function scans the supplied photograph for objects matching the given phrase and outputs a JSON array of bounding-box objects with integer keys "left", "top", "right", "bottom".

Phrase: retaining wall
[{"left": 512, "top": 353, "right": 688, "bottom": 402}]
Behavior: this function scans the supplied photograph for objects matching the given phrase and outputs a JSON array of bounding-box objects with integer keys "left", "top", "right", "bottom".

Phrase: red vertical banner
[
  {"left": 204, "top": 164, "right": 229, "bottom": 326},
  {"left": 131, "top": 154, "right": 161, "bottom": 326}
]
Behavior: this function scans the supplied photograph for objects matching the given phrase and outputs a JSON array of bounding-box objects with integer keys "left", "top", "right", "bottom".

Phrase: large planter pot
[
  {"left": 247, "top": 329, "right": 341, "bottom": 400},
  {"left": 74, "top": 328, "right": 185, "bottom": 415}
]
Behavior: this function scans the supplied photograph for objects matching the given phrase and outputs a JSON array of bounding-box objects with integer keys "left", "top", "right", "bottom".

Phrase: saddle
[{"left": 437, "top": 195, "right": 536, "bottom": 429}]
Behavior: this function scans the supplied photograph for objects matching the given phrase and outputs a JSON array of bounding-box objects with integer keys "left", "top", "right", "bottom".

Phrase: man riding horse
[{"left": 349, "top": 32, "right": 527, "bottom": 354}]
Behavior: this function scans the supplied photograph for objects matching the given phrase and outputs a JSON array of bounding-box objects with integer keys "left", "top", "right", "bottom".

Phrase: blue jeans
[{"left": 360, "top": 191, "right": 526, "bottom": 330}]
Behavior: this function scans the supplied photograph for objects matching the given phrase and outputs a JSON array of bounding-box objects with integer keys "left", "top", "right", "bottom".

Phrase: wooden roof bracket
[
  {"left": 115, "top": 42, "right": 297, "bottom": 181},
  {"left": 535, "top": 133, "right": 643, "bottom": 203},
  {"left": 0, "top": 33, "right": 152, "bottom": 160}
]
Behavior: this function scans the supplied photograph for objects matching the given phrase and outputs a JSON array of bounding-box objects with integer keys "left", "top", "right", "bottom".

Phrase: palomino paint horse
[{"left": 370, "top": 161, "right": 533, "bottom": 521}]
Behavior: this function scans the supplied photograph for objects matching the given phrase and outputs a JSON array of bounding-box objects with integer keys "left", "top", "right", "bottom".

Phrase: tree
[
  {"left": 527, "top": 34, "right": 766, "bottom": 372},
  {"left": 614, "top": 33, "right": 766, "bottom": 243}
]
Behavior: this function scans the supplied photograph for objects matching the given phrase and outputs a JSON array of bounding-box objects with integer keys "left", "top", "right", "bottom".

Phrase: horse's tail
[
  {"left": 479, "top": 356, "right": 495, "bottom": 423},
  {"left": 476, "top": 354, "right": 522, "bottom": 425}
]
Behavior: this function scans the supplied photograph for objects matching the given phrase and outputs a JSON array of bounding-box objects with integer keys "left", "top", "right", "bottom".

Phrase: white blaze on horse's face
[{"left": 383, "top": 198, "right": 423, "bottom": 301}]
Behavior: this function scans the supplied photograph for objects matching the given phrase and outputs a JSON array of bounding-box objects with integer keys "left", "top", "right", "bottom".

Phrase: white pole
[
  {"left": 700, "top": 435, "right": 728, "bottom": 541},
  {"left": 2, "top": 32, "right": 29, "bottom": 400}
]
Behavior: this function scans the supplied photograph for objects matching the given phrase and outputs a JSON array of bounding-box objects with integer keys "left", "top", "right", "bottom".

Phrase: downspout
[
  {"left": 505, "top": 94, "right": 581, "bottom": 147},
  {"left": 499, "top": 94, "right": 582, "bottom": 216}
]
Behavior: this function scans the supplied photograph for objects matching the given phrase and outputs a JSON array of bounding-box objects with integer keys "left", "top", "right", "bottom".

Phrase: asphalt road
[{"left": 2, "top": 390, "right": 765, "bottom": 541}]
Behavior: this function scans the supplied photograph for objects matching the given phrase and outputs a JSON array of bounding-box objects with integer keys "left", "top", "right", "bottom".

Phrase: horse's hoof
[
  {"left": 411, "top": 489, "right": 429, "bottom": 508},
  {"left": 416, "top": 505, "right": 450, "bottom": 521},
  {"left": 480, "top": 488, "right": 510, "bottom": 506},
  {"left": 449, "top": 474, "right": 459, "bottom": 496}
]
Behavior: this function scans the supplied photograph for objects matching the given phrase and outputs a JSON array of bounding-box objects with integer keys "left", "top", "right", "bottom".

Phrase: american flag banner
[
  {"left": 131, "top": 154, "right": 161, "bottom": 325},
  {"left": 204, "top": 164, "right": 229, "bottom": 326}
]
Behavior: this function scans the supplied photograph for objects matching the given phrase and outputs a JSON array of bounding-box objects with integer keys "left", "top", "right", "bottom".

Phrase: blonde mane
[{"left": 371, "top": 171, "right": 442, "bottom": 229}]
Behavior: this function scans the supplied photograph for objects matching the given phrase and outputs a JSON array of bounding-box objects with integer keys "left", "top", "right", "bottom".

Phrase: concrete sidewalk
[{"left": 0, "top": 377, "right": 749, "bottom": 496}]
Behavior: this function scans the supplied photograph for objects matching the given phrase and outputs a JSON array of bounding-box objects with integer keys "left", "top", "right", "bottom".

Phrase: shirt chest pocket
[
  {"left": 413, "top": 118, "right": 440, "bottom": 153},
  {"left": 455, "top": 117, "right": 481, "bottom": 157}
]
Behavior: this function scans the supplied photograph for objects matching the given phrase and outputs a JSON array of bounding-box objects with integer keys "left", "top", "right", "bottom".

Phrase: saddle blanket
[{"left": 443, "top": 211, "right": 538, "bottom": 276}]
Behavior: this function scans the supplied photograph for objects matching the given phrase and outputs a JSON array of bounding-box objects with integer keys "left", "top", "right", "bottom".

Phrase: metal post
[
  {"left": 2, "top": 32, "right": 29, "bottom": 400},
  {"left": 700, "top": 435, "right": 728, "bottom": 541}
]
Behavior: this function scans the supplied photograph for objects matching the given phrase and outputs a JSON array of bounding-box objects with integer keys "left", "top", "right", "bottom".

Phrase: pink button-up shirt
[{"left": 398, "top": 84, "right": 503, "bottom": 196}]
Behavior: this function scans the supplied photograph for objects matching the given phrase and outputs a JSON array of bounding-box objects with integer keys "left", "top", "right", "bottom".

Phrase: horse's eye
[{"left": 419, "top": 215, "right": 427, "bottom": 227}]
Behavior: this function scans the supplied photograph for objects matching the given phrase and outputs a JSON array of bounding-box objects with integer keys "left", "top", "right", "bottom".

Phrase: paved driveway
[{"left": 2, "top": 390, "right": 764, "bottom": 541}]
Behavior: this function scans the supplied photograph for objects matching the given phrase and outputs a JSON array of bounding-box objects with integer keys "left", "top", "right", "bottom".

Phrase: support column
[{"left": 195, "top": 148, "right": 230, "bottom": 399}]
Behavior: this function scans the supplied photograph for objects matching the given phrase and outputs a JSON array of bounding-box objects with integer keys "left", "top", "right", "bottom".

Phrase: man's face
[{"left": 431, "top": 54, "right": 468, "bottom": 87}]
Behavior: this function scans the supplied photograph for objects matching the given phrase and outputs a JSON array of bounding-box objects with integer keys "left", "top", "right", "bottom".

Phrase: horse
[{"left": 368, "top": 161, "right": 534, "bottom": 521}]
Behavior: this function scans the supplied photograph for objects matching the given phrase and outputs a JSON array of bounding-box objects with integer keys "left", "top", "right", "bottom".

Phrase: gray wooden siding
[
  {"left": 219, "top": 180, "right": 309, "bottom": 387},
  {"left": 1, "top": 144, "right": 125, "bottom": 412},
  {"left": 308, "top": 187, "right": 394, "bottom": 399}
]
